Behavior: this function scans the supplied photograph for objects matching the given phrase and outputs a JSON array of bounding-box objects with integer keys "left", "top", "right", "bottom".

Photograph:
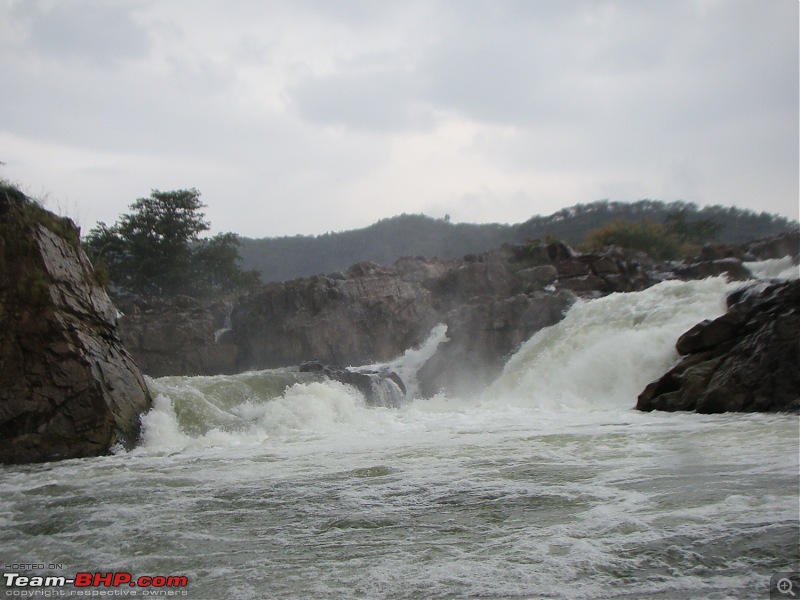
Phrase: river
[{"left": 1, "top": 270, "right": 798, "bottom": 599}]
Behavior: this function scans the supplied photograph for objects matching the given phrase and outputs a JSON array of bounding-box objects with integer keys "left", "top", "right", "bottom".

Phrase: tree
[
  {"left": 191, "top": 232, "right": 261, "bottom": 295},
  {"left": 663, "top": 210, "right": 720, "bottom": 245},
  {"left": 83, "top": 189, "right": 258, "bottom": 297}
]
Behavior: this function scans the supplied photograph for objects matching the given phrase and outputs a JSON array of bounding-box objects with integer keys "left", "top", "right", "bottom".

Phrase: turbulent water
[{"left": 1, "top": 269, "right": 798, "bottom": 599}]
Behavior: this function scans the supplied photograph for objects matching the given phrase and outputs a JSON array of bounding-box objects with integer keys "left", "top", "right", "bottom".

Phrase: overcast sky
[{"left": 1, "top": 0, "right": 797, "bottom": 238}]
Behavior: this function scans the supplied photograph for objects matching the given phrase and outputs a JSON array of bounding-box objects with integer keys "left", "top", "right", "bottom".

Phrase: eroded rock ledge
[{"left": 0, "top": 186, "right": 152, "bottom": 463}]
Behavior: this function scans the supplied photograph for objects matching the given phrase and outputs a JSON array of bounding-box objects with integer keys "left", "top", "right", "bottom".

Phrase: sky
[{"left": 0, "top": 0, "right": 797, "bottom": 238}]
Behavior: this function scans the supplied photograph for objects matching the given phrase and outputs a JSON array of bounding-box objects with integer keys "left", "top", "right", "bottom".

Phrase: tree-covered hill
[
  {"left": 515, "top": 200, "right": 795, "bottom": 245},
  {"left": 238, "top": 200, "right": 797, "bottom": 283}
]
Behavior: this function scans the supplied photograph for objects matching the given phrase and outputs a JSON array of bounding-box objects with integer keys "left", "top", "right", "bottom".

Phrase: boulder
[
  {"left": 742, "top": 230, "right": 800, "bottom": 261},
  {"left": 299, "top": 360, "right": 407, "bottom": 408},
  {"left": 0, "top": 186, "right": 152, "bottom": 463},
  {"left": 637, "top": 279, "right": 800, "bottom": 413}
]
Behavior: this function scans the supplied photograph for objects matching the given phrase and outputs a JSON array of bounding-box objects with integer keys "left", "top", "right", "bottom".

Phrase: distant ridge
[{"left": 238, "top": 199, "right": 797, "bottom": 283}]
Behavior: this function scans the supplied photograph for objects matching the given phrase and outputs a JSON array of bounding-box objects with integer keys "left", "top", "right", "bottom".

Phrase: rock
[
  {"left": 425, "top": 258, "right": 519, "bottom": 303},
  {"left": 299, "top": 360, "right": 407, "bottom": 408},
  {"left": 418, "top": 291, "right": 575, "bottom": 397},
  {"left": 742, "top": 230, "right": 800, "bottom": 261},
  {"left": 694, "top": 243, "right": 747, "bottom": 262},
  {"left": 672, "top": 258, "right": 753, "bottom": 282},
  {"left": 117, "top": 298, "right": 238, "bottom": 377},
  {"left": 517, "top": 265, "right": 558, "bottom": 292},
  {"left": 637, "top": 279, "right": 800, "bottom": 413},
  {"left": 231, "top": 258, "right": 451, "bottom": 370},
  {"left": 0, "top": 186, "right": 152, "bottom": 463}
]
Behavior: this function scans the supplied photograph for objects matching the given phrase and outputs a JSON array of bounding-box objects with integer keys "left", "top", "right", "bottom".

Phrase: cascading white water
[
  {"left": 487, "top": 277, "right": 730, "bottom": 411},
  {"left": 1, "top": 275, "right": 796, "bottom": 599}
]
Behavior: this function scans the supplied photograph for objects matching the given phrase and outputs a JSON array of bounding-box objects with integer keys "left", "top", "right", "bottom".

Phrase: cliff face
[
  {"left": 0, "top": 186, "right": 152, "bottom": 464},
  {"left": 231, "top": 257, "right": 454, "bottom": 369},
  {"left": 116, "top": 296, "right": 238, "bottom": 377}
]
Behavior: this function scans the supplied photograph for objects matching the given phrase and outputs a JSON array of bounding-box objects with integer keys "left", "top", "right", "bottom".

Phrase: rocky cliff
[
  {"left": 230, "top": 257, "right": 455, "bottom": 370},
  {"left": 637, "top": 279, "right": 800, "bottom": 413},
  {"left": 116, "top": 295, "right": 237, "bottom": 377},
  {"left": 0, "top": 185, "right": 152, "bottom": 463},
  {"left": 117, "top": 230, "right": 798, "bottom": 401}
]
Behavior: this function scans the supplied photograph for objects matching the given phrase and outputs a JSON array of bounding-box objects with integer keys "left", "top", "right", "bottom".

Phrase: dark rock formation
[
  {"left": 231, "top": 259, "right": 454, "bottom": 370},
  {"left": 508, "top": 241, "right": 658, "bottom": 298},
  {"left": 0, "top": 186, "right": 152, "bottom": 463},
  {"left": 670, "top": 257, "right": 754, "bottom": 282},
  {"left": 637, "top": 279, "right": 800, "bottom": 413},
  {"left": 742, "top": 230, "right": 800, "bottom": 261},
  {"left": 117, "top": 296, "right": 237, "bottom": 377},
  {"left": 299, "top": 360, "right": 407, "bottom": 408},
  {"left": 417, "top": 290, "right": 574, "bottom": 398}
]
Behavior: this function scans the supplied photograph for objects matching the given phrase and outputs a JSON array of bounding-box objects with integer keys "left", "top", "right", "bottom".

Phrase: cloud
[
  {"left": 288, "top": 59, "right": 434, "bottom": 132},
  {"left": 0, "top": 0, "right": 796, "bottom": 238},
  {"left": 10, "top": 0, "right": 152, "bottom": 66}
]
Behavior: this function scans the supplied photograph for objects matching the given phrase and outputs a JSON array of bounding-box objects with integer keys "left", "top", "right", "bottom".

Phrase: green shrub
[{"left": 580, "top": 218, "right": 684, "bottom": 260}]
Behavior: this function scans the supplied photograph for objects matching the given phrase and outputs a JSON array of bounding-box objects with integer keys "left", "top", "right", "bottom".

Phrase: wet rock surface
[
  {"left": 117, "top": 296, "right": 237, "bottom": 377},
  {"left": 299, "top": 360, "right": 407, "bottom": 408},
  {"left": 637, "top": 279, "right": 800, "bottom": 413},
  {"left": 0, "top": 187, "right": 152, "bottom": 463}
]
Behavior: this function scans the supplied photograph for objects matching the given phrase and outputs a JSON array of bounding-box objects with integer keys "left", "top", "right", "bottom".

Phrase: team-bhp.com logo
[{"left": 4, "top": 572, "right": 188, "bottom": 596}]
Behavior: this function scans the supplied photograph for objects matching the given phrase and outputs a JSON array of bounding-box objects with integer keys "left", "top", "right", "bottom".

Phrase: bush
[{"left": 581, "top": 218, "right": 684, "bottom": 260}]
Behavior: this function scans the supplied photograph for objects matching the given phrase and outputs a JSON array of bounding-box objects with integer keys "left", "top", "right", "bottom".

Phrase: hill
[{"left": 238, "top": 200, "right": 797, "bottom": 282}]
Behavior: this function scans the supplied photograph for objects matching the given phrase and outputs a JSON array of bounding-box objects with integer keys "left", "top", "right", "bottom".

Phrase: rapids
[{"left": 1, "top": 273, "right": 797, "bottom": 599}]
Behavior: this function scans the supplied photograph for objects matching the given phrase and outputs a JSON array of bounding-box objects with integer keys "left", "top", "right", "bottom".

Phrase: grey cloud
[
  {"left": 0, "top": 0, "right": 796, "bottom": 236},
  {"left": 288, "top": 62, "right": 435, "bottom": 132},
  {"left": 11, "top": 0, "right": 152, "bottom": 66}
]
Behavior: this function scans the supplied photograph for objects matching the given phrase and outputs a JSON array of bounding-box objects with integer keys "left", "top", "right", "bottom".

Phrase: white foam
[
  {"left": 362, "top": 323, "right": 448, "bottom": 399},
  {"left": 486, "top": 277, "right": 731, "bottom": 411},
  {"left": 744, "top": 256, "right": 799, "bottom": 280}
]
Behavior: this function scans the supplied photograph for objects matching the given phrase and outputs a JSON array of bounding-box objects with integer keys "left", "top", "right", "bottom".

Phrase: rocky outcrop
[
  {"left": 0, "top": 186, "right": 152, "bottom": 463},
  {"left": 115, "top": 231, "right": 797, "bottom": 403},
  {"left": 741, "top": 230, "right": 799, "bottom": 261},
  {"left": 414, "top": 242, "right": 658, "bottom": 397},
  {"left": 299, "top": 360, "right": 407, "bottom": 408},
  {"left": 117, "top": 296, "right": 237, "bottom": 377},
  {"left": 230, "top": 258, "right": 455, "bottom": 370},
  {"left": 507, "top": 241, "right": 658, "bottom": 298},
  {"left": 637, "top": 279, "right": 800, "bottom": 413},
  {"left": 671, "top": 258, "right": 753, "bottom": 282},
  {"left": 417, "top": 290, "right": 574, "bottom": 398}
]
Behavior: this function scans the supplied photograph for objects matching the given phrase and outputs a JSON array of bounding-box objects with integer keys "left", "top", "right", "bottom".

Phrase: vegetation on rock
[{"left": 580, "top": 210, "right": 721, "bottom": 260}]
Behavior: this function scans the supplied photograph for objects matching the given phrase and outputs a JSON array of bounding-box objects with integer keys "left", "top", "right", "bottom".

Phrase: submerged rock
[
  {"left": 0, "top": 186, "right": 152, "bottom": 463},
  {"left": 637, "top": 279, "right": 800, "bottom": 413},
  {"left": 299, "top": 360, "right": 407, "bottom": 408}
]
